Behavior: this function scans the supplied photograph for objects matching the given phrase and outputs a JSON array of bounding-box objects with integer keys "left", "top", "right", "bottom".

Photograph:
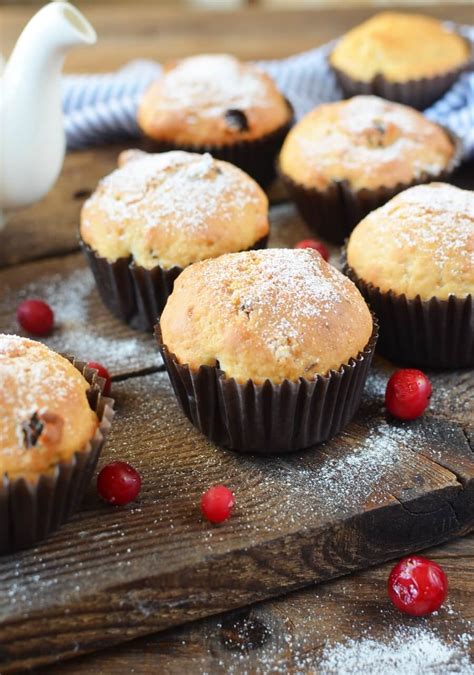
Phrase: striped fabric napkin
[{"left": 62, "top": 24, "right": 474, "bottom": 160}]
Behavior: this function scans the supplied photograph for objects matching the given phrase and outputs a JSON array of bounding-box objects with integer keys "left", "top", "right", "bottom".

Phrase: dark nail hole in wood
[{"left": 220, "top": 611, "right": 271, "bottom": 652}]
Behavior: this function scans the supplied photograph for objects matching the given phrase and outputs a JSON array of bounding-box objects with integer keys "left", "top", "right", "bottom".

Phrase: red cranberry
[
  {"left": 17, "top": 299, "right": 54, "bottom": 336},
  {"left": 385, "top": 369, "right": 432, "bottom": 420},
  {"left": 97, "top": 461, "right": 142, "bottom": 505},
  {"left": 294, "top": 238, "right": 329, "bottom": 262},
  {"left": 201, "top": 485, "right": 235, "bottom": 523},
  {"left": 388, "top": 555, "right": 448, "bottom": 616},
  {"left": 87, "top": 361, "right": 112, "bottom": 396}
]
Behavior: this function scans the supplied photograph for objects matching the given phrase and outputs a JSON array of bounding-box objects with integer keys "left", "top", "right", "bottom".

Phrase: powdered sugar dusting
[
  {"left": 1, "top": 265, "right": 156, "bottom": 373},
  {"left": 318, "top": 626, "right": 473, "bottom": 674},
  {"left": 365, "top": 183, "right": 474, "bottom": 271},
  {"left": 294, "top": 96, "right": 453, "bottom": 185},
  {"left": 248, "top": 419, "right": 416, "bottom": 526},
  {"left": 171, "top": 593, "right": 473, "bottom": 674},
  {"left": 398, "top": 182, "right": 474, "bottom": 220},
  {"left": 203, "top": 247, "right": 366, "bottom": 343},
  {"left": 158, "top": 54, "right": 273, "bottom": 115},
  {"left": 82, "top": 151, "right": 265, "bottom": 268},
  {"left": 96, "top": 151, "right": 259, "bottom": 230}
]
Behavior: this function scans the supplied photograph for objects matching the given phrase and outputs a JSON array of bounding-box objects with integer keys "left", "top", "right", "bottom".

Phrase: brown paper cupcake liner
[
  {"left": 155, "top": 320, "right": 378, "bottom": 454},
  {"left": 343, "top": 254, "right": 474, "bottom": 369},
  {"left": 279, "top": 128, "right": 463, "bottom": 245},
  {"left": 0, "top": 359, "right": 115, "bottom": 554},
  {"left": 141, "top": 103, "right": 294, "bottom": 188},
  {"left": 330, "top": 37, "right": 474, "bottom": 110},
  {"left": 81, "top": 236, "right": 268, "bottom": 332}
]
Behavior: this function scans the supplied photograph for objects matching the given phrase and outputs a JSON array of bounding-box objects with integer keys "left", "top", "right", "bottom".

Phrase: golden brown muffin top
[
  {"left": 0, "top": 335, "right": 98, "bottom": 481},
  {"left": 137, "top": 54, "right": 291, "bottom": 146},
  {"left": 279, "top": 96, "right": 454, "bottom": 191},
  {"left": 80, "top": 150, "right": 269, "bottom": 270},
  {"left": 347, "top": 183, "right": 474, "bottom": 301},
  {"left": 160, "top": 248, "right": 373, "bottom": 385},
  {"left": 330, "top": 12, "right": 470, "bottom": 83}
]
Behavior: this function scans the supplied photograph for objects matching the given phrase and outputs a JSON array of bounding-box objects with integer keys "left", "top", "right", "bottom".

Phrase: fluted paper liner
[
  {"left": 155, "top": 321, "right": 378, "bottom": 454},
  {"left": 0, "top": 358, "right": 115, "bottom": 554},
  {"left": 279, "top": 128, "right": 463, "bottom": 245},
  {"left": 330, "top": 37, "right": 474, "bottom": 110},
  {"left": 81, "top": 236, "right": 268, "bottom": 332},
  {"left": 141, "top": 103, "right": 294, "bottom": 188},
  {"left": 343, "top": 253, "right": 474, "bottom": 369}
]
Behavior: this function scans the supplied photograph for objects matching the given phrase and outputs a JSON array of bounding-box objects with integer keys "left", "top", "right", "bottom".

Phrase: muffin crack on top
[
  {"left": 279, "top": 96, "right": 455, "bottom": 192},
  {"left": 160, "top": 248, "right": 373, "bottom": 385},
  {"left": 80, "top": 150, "right": 269, "bottom": 270}
]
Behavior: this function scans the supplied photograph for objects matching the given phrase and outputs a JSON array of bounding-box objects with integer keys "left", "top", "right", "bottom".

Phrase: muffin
[
  {"left": 279, "top": 95, "right": 459, "bottom": 244},
  {"left": 80, "top": 150, "right": 269, "bottom": 331},
  {"left": 330, "top": 12, "right": 472, "bottom": 109},
  {"left": 137, "top": 54, "right": 293, "bottom": 186},
  {"left": 0, "top": 335, "right": 114, "bottom": 552},
  {"left": 345, "top": 183, "right": 474, "bottom": 368},
  {"left": 157, "top": 248, "right": 377, "bottom": 453}
]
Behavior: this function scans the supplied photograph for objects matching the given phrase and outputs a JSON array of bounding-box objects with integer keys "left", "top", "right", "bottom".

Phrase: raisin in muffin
[
  {"left": 158, "top": 248, "right": 376, "bottom": 453},
  {"left": 0, "top": 335, "right": 113, "bottom": 552},
  {"left": 137, "top": 54, "right": 293, "bottom": 185},
  {"left": 279, "top": 96, "right": 458, "bottom": 243},
  {"left": 330, "top": 12, "right": 471, "bottom": 109},
  {"left": 345, "top": 183, "right": 474, "bottom": 368},
  {"left": 80, "top": 150, "right": 269, "bottom": 330}
]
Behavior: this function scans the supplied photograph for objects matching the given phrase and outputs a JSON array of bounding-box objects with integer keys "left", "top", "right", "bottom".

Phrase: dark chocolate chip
[
  {"left": 225, "top": 108, "right": 249, "bottom": 132},
  {"left": 22, "top": 412, "right": 44, "bottom": 448},
  {"left": 73, "top": 189, "right": 92, "bottom": 200},
  {"left": 373, "top": 119, "right": 386, "bottom": 134},
  {"left": 240, "top": 300, "right": 253, "bottom": 318}
]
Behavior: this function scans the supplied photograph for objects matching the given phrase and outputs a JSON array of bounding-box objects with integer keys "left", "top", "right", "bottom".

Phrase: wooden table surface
[{"left": 1, "top": 3, "right": 473, "bottom": 673}]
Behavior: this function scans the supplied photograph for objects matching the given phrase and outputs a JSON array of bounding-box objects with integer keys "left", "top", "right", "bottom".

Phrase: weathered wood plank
[
  {"left": 50, "top": 535, "right": 474, "bottom": 674},
  {"left": 3, "top": 5, "right": 474, "bottom": 70},
  {"left": 1, "top": 5, "right": 473, "bottom": 672},
  {"left": 0, "top": 145, "right": 129, "bottom": 268},
  {"left": 0, "top": 366, "right": 472, "bottom": 671},
  {"left": 0, "top": 178, "right": 473, "bottom": 672},
  {"left": 0, "top": 252, "right": 158, "bottom": 376}
]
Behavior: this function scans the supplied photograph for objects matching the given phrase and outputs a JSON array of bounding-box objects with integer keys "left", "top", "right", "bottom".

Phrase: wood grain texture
[
  {"left": 0, "top": 4, "right": 473, "bottom": 672},
  {"left": 2, "top": 4, "right": 474, "bottom": 70},
  {"left": 50, "top": 535, "right": 474, "bottom": 674},
  {"left": 0, "top": 146, "right": 130, "bottom": 268},
  {"left": 0, "top": 323, "right": 472, "bottom": 671},
  {"left": 0, "top": 138, "right": 473, "bottom": 675}
]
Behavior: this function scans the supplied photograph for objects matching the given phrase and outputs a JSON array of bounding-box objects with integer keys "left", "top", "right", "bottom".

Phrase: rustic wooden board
[
  {"left": 52, "top": 534, "right": 474, "bottom": 674},
  {"left": 3, "top": 4, "right": 474, "bottom": 71},
  {"left": 0, "top": 4, "right": 473, "bottom": 667},
  {"left": 0, "top": 244, "right": 473, "bottom": 670},
  {"left": 0, "top": 367, "right": 472, "bottom": 672}
]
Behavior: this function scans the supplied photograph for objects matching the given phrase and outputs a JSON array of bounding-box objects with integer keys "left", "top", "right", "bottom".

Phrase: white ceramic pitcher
[{"left": 0, "top": 2, "right": 96, "bottom": 228}]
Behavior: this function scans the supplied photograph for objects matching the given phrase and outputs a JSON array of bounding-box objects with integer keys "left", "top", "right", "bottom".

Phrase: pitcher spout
[{"left": 0, "top": 2, "right": 96, "bottom": 214}]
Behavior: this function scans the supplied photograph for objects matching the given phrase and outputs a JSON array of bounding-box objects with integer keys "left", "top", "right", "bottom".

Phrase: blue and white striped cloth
[{"left": 63, "top": 24, "right": 474, "bottom": 160}]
